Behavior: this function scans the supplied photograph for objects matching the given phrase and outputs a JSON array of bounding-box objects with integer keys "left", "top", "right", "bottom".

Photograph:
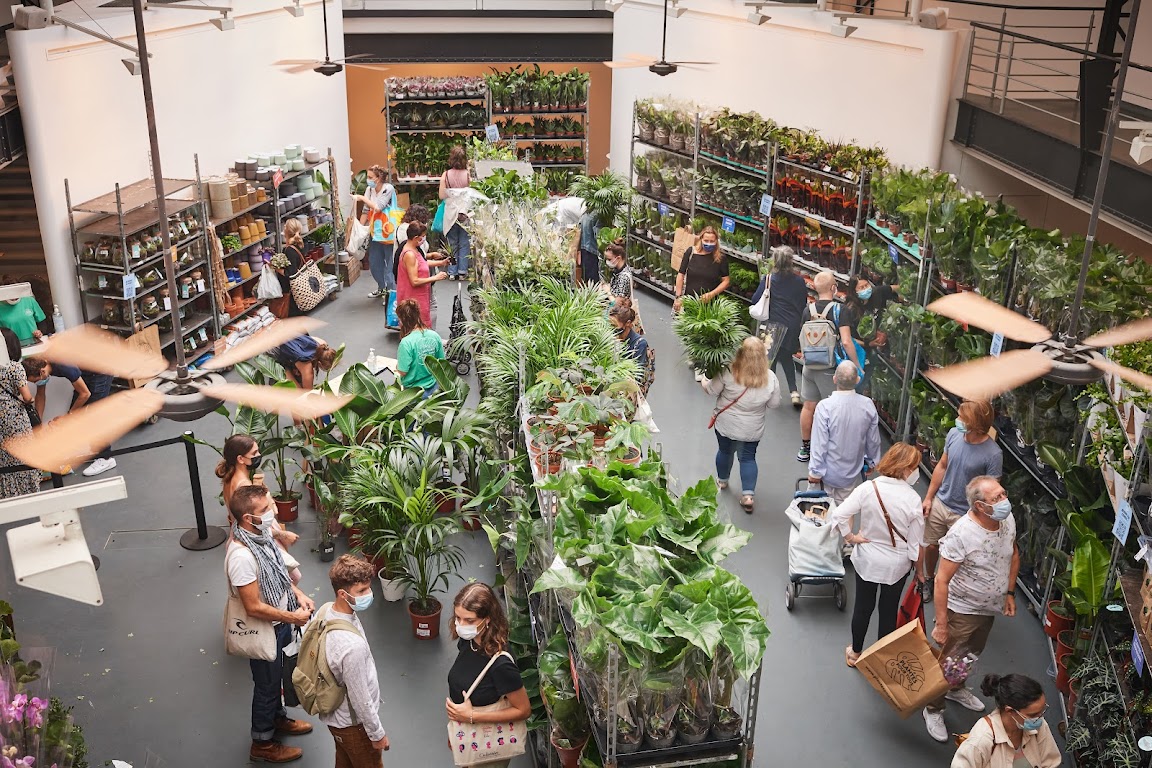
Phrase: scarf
[{"left": 232, "top": 524, "right": 299, "bottom": 613}]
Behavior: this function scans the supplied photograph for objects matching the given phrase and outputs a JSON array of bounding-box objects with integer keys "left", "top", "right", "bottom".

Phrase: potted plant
[
  {"left": 540, "top": 626, "right": 590, "bottom": 768},
  {"left": 604, "top": 420, "right": 648, "bottom": 465},
  {"left": 710, "top": 648, "right": 743, "bottom": 740},
  {"left": 677, "top": 650, "right": 712, "bottom": 744},
  {"left": 641, "top": 668, "right": 683, "bottom": 749},
  {"left": 340, "top": 455, "right": 411, "bottom": 600}
]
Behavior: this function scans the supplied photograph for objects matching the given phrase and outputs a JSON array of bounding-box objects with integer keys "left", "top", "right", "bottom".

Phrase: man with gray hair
[
  {"left": 922, "top": 475, "right": 1020, "bottom": 743},
  {"left": 796, "top": 271, "right": 860, "bottom": 461},
  {"left": 807, "top": 361, "right": 880, "bottom": 504}
]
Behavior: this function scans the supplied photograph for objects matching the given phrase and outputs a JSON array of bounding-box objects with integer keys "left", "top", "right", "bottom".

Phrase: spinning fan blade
[
  {"left": 6, "top": 389, "right": 165, "bottom": 472},
  {"left": 925, "top": 349, "right": 1053, "bottom": 401},
  {"left": 333, "top": 54, "right": 374, "bottom": 63},
  {"left": 605, "top": 59, "right": 656, "bottom": 69},
  {"left": 274, "top": 59, "right": 318, "bottom": 65},
  {"left": 202, "top": 383, "right": 353, "bottom": 420},
  {"left": 40, "top": 325, "right": 168, "bottom": 381},
  {"left": 1084, "top": 319, "right": 1152, "bottom": 349},
  {"left": 926, "top": 293, "right": 1052, "bottom": 344},
  {"left": 1091, "top": 358, "right": 1152, "bottom": 394},
  {"left": 668, "top": 61, "right": 716, "bottom": 65},
  {"left": 204, "top": 317, "right": 325, "bottom": 371},
  {"left": 282, "top": 63, "right": 320, "bottom": 74}
]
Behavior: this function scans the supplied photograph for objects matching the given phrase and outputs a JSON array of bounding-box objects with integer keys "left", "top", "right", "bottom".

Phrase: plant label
[
  {"left": 990, "top": 333, "right": 1004, "bottom": 357},
  {"left": 721, "top": 217, "right": 736, "bottom": 234},
  {"left": 1134, "top": 629, "right": 1145, "bottom": 676},
  {"left": 485, "top": 124, "right": 501, "bottom": 142},
  {"left": 196, "top": 279, "right": 207, "bottom": 293},
  {"left": 658, "top": 203, "right": 669, "bottom": 217},
  {"left": 273, "top": 169, "right": 284, "bottom": 189},
  {"left": 759, "top": 194, "right": 774, "bottom": 217},
  {"left": 888, "top": 244, "right": 899, "bottom": 265},
  {"left": 198, "top": 328, "right": 209, "bottom": 343},
  {"left": 163, "top": 297, "right": 172, "bottom": 311},
  {"left": 122, "top": 275, "right": 136, "bottom": 300},
  {"left": 1114, "top": 498, "right": 1133, "bottom": 544},
  {"left": 131, "top": 243, "right": 141, "bottom": 261}
]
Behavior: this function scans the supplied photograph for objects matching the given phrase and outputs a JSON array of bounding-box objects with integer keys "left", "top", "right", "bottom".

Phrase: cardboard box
[{"left": 854, "top": 621, "right": 950, "bottom": 718}]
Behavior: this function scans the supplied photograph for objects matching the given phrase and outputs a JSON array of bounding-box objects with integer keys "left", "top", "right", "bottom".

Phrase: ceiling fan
[
  {"left": 604, "top": 0, "right": 715, "bottom": 76},
  {"left": 922, "top": 291, "right": 1152, "bottom": 401},
  {"left": 4, "top": 318, "right": 353, "bottom": 472},
  {"left": 275, "top": 0, "right": 387, "bottom": 76}
]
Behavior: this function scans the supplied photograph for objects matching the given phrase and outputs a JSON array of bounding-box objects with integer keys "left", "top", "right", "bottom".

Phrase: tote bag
[
  {"left": 290, "top": 260, "right": 328, "bottom": 313},
  {"left": 447, "top": 651, "right": 527, "bottom": 767},
  {"left": 223, "top": 549, "right": 277, "bottom": 662}
]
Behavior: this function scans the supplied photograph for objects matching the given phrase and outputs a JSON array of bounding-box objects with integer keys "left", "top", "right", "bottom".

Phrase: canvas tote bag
[
  {"left": 223, "top": 547, "right": 277, "bottom": 662},
  {"left": 447, "top": 651, "right": 527, "bottom": 766}
]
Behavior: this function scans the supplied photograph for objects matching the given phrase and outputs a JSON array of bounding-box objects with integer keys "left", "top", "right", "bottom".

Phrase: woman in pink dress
[{"left": 395, "top": 222, "right": 448, "bottom": 327}]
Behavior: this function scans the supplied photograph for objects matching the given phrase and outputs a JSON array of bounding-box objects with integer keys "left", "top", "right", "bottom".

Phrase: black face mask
[{"left": 247, "top": 453, "right": 263, "bottom": 471}]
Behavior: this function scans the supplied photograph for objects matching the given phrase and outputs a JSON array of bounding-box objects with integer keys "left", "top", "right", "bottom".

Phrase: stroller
[
  {"left": 783, "top": 480, "right": 846, "bottom": 611},
  {"left": 447, "top": 286, "right": 472, "bottom": 376}
]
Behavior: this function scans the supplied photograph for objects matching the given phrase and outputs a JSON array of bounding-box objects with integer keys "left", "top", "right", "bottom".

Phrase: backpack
[
  {"left": 291, "top": 602, "right": 363, "bottom": 717},
  {"left": 800, "top": 302, "right": 841, "bottom": 369}
]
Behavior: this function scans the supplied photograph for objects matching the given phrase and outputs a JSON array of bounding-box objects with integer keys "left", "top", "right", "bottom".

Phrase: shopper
[
  {"left": 439, "top": 146, "right": 472, "bottom": 280},
  {"left": 315, "top": 554, "right": 390, "bottom": 766},
  {"left": 832, "top": 442, "right": 924, "bottom": 667},
  {"left": 396, "top": 205, "right": 447, "bottom": 327},
  {"left": 609, "top": 304, "right": 654, "bottom": 396},
  {"left": 445, "top": 582, "right": 532, "bottom": 768},
  {"left": 396, "top": 222, "right": 449, "bottom": 328},
  {"left": 920, "top": 400, "right": 1003, "bottom": 601},
  {"left": 226, "top": 484, "right": 315, "bottom": 763},
  {"left": 701, "top": 336, "right": 782, "bottom": 513},
  {"left": 0, "top": 328, "right": 38, "bottom": 498},
  {"left": 797, "top": 271, "right": 860, "bottom": 462},
  {"left": 353, "top": 164, "right": 398, "bottom": 301},
  {"left": 22, "top": 357, "right": 89, "bottom": 423},
  {"left": 851, "top": 273, "right": 899, "bottom": 322},
  {"left": 808, "top": 361, "right": 881, "bottom": 505},
  {"left": 923, "top": 475, "right": 1020, "bottom": 743},
  {"left": 602, "top": 241, "right": 634, "bottom": 308},
  {"left": 673, "top": 226, "right": 730, "bottom": 312},
  {"left": 396, "top": 299, "right": 445, "bottom": 396},
  {"left": 750, "top": 246, "right": 809, "bottom": 408},
  {"left": 270, "top": 334, "right": 339, "bottom": 391},
  {"left": 0, "top": 293, "right": 45, "bottom": 346},
  {"left": 276, "top": 219, "right": 308, "bottom": 317},
  {"left": 951, "top": 674, "right": 1061, "bottom": 768}
]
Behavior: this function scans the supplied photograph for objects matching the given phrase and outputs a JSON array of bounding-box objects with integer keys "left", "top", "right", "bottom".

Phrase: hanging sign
[
  {"left": 759, "top": 194, "right": 774, "bottom": 218},
  {"left": 1114, "top": 498, "right": 1134, "bottom": 544},
  {"left": 657, "top": 203, "right": 670, "bottom": 217},
  {"left": 721, "top": 216, "right": 736, "bottom": 233},
  {"left": 485, "top": 124, "right": 501, "bottom": 143},
  {"left": 272, "top": 169, "right": 284, "bottom": 189},
  {"left": 990, "top": 333, "right": 1004, "bottom": 357},
  {"left": 888, "top": 243, "right": 899, "bottom": 265},
  {"left": 121, "top": 274, "right": 137, "bottom": 300},
  {"left": 1134, "top": 629, "right": 1146, "bottom": 677}
]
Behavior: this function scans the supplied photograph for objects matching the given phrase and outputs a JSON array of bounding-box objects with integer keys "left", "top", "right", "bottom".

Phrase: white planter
[{"left": 378, "top": 569, "right": 407, "bottom": 602}]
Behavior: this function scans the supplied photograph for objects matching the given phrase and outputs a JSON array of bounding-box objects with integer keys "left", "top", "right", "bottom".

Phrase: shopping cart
[
  {"left": 447, "top": 286, "right": 472, "bottom": 376},
  {"left": 784, "top": 479, "right": 846, "bottom": 611}
]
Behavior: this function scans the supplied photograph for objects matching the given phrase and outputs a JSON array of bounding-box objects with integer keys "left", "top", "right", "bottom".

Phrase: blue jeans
[
  {"left": 715, "top": 432, "right": 760, "bottom": 496},
  {"left": 368, "top": 240, "right": 395, "bottom": 292},
  {"left": 446, "top": 224, "right": 470, "bottom": 278},
  {"left": 249, "top": 621, "right": 292, "bottom": 742}
]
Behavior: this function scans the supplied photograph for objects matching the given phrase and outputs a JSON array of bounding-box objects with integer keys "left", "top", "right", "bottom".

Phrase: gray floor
[{"left": 0, "top": 278, "right": 1066, "bottom": 766}]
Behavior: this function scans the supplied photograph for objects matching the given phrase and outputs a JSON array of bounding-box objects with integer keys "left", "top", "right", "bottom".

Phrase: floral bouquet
[
  {"left": 940, "top": 652, "right": 979, "bottom": 687},
  {"left": 0, "top": 680, "right": 86, "bottom": 768}
]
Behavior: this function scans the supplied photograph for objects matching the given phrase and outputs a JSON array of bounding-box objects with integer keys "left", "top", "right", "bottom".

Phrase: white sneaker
[
  {"left": 946, "top": 687, "right": 986, "bottom": 712},
  {"left": 922, "top": 708, "right": 948, "bottom": 743},
  {"left": 82, "top": 458, "right": 117, "bottom": 477},
  {"left": 367, "top": 289, "right": 382, "bottom": 298}
]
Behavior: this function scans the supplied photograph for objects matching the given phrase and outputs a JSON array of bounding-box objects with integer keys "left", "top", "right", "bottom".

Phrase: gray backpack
[{"left": 800, "top": 302, "right": 840, "bottom": 369}]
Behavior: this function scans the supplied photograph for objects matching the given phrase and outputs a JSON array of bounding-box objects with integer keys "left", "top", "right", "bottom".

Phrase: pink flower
[{"left": 1, "top": 755, "right": 35, "bottom": 768}]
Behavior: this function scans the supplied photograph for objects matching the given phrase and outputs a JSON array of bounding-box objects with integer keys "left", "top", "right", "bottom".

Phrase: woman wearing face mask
[
  {"left": 396, "top": 222, "right": 448, "bottom": 329},
  {"left": 849, "top": 273, "right": 900, "bottom": 353},
  {"left": 673, "top": 226, "right": 729, "bottom": 313},
  {"left": 831, "top": 442, "right": 925, "bottom": 667},
  {"left": 445, "top": 583, "right": 532, "bottom": 768},
  {"left": 352, "top": 164, "right": 398, "bottom": 300},
  {"left": 610, "top": 305, "right": 654, "bottom": 396},
  {"left": 951, "top": 674, "right": 1061, "bottom": 768}
]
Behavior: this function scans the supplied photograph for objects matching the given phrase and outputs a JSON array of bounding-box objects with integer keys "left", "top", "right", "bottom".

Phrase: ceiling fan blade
[
  {"left": 1091, "top": 358, "right": 1152, "bottom": 393},
  {"left": 926, "top": 293, "right": 1052, "bottom": 344},
  {"left": 283, "top": 63, "right": 320, "bottom": 74},
  {"left": 274, "top": 59, "right": 318, "bottom": 65},
  {"left": 1084, "top": 318, "right": 1152, "bottom": 349},
  {"left": 925, "top": 349, "right": 1052, "bottom": 401},
  {"left": 5, "top": 389, "right": 165, "bottom": 471},
  {"left": 40, "top": 325, "right": 168, "bottom": 381},
  {"left": 333, "top": 54, "right": 374, "bottom": 63},
  {"left": 204, "top": 318, "right": 326, "bottom": 371},
  {"left": 345, "top": 64, "right": 391, "bottom": 72},
  {"left": 606, "top": 60, "right": 657, "bottom": 69},
  {"left": 668, "top": 61, "right": 717, "bottom": 65},
  {"left": 202, "top": 383, "right": 353, "bottom": 420}
]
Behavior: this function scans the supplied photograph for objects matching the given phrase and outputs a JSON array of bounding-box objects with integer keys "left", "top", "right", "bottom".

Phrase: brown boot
[
  {"left": 274, "top": 717, "right": 313, "bottom": 736},
  {"left": 249, "top": 741, "right": 303, "bottom": 763}
]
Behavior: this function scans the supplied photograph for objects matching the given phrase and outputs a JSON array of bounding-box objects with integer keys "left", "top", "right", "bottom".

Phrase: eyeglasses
[{"left": 1014, "top": 703, "right": 1049, "bottom": 718}]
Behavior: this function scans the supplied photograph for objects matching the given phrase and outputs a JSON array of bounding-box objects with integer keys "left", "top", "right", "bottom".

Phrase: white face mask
[
  {"left": 905, "top": 468, "right": 920, "bottom": 486},
  {"left": 456, "top": 621, "right": 481, "bottom": 640},
  {"left": 251, "top": 509, "right": 276, "bottom": 534}
]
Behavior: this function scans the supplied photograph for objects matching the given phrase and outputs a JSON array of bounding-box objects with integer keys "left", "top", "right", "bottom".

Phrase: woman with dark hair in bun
[{"left": 951, "top": 673, "right": 1060, "bottom": 768}]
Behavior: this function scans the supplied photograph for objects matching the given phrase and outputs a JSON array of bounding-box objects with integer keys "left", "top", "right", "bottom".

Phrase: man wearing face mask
[
  {"left": 922, "top": 475, "right": 1020, "bottom": 744},
  {"left": 226, "top": 485, "right": 315, "bottom": 763},
  {"left": 313, "top": 554, "right": 389, "bottom": 766}
]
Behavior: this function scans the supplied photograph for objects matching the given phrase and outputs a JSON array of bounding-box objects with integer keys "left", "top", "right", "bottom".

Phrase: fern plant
[
  {"left": 673, "top": 296, "right": 750, "bottom": 379},
  {"left": 568, "top": 171, "right": 630, "bottom": 228}
]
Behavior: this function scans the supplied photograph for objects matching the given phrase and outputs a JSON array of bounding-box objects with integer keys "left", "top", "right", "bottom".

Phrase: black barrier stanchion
[{"left": 179, "top": 430, "right": 227, "bottom": 551}]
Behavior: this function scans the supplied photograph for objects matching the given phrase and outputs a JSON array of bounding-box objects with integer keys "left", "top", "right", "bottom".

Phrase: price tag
[
  {"left": 888, "top": 243, "right": 899, "bottom": 265},
  {"left": 1134, "top": 629, "right": 1146, "bottom": 677},
  {"left": 759, "top": 194, "right": 774, "bottom": 217},
  {"left": 163, "top": 296, "right": 172, "bottom": 311},
  {"left": 721, "top": 216, "right": 736, "bottom": 233},
  {"left": 1114, "top": 498, "right": 1134, "bottom": 544},
  {"left": 195, "top": 279, "right": 206, "bottom": 293},
  {"left": 485, "top": 124, "right": 501, "bottom": 142},
  {"left": 272, "top": 169, "right": 284, "bottom": 189},
  {"left": 121, "top": 274, "right": 136, "bottom": 300},
  {"left": 131, "top": 243, "right": 141, "bottom": 261},
  {"left": 657, "top": 203, "right": 669, "bottom": 217},
  {"left": 990, "top": 332, "right": 1004, "bottom": 357},
  {"left": 198, "top": 328, "right": 209, "bottom": 343}
]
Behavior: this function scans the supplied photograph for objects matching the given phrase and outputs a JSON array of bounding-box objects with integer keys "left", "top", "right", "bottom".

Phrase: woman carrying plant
[
  {"left": 396, "top": 222, "right": 448, "bottom": 329},
  {"left": 275, "top": 220, "right": 307, "bottom": 317},
  {"left": 609, "top": 304, "right": 654, "bottom": 397},
  {"left": 701, "top": 336, "right": 781, "bottom": 514},
  {"left": 674, "top": 226, "right": 729, "bottom": 313},
  {"left": 270, "top": 334, "right": 338, "bottom": 392},
  {"left": 0, "top": 328, "right": 39, "bottom": 499},
  {"left": 951, "top": 674, "right": 1061, "bottom": 768},
  {"left": 830, "top": 442, "right": 924, "bottom": 667},
  {"left": 396, "top": 299, "right": 445, "bottom": 397},
  {"left": 849, "top": 272, "right": 900, "bottom": 353},
  {"left": 445, "top": 583, "right": 532, "bottom": 768},
  {"left": 750, "top": 246, "right": 809, "bottom": 407},
  {"left": 352, "top": 164, "right": 398, "bottom": 301},
  {"left": 439, "top": 146, "right": 472, "bottom": 280}
]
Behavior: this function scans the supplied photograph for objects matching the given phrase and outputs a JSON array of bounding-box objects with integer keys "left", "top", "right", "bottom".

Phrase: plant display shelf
[
  {"left": 866, "top": 219, "right": 923, "bottom": 262},
  {"left": 259, "top": 150, "right": 339, "bottom": 282}
]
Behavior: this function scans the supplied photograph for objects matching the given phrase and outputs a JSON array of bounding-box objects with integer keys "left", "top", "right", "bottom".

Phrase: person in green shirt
[
  {"left": 0, "top": 296, "right": 46, "bottom": 346},
  {"left": 396, "top": 298, "right": 445, "bottom": 396}
]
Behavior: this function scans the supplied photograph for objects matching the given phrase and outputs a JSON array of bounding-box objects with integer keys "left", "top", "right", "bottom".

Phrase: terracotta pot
[
  {"left": 407, "top": 598, "right": 442, "bottom": 639},
  {"left": 534, "top": 452, "right": 563, "bottom": 475},
  {"left": 307, "top": 487, "right": 320, "bottom": 509},
  {"left": 1055, "top": 650, "right": 1074, "bottom": 693},
  {"left": 1067, "top": 677, "right": 1081, "bottom": 716},
  {"left": 1044, "top": 600, "right": 1073, "bottom": 639},
  {"left": 462, "top": 515, "right": 482, "bottom": 531},
  {"left": 551, "top": 736, "right": 587, "bottom": 768},
  {"left": 274, "top": 495, "right": 300, "bottom": 523},
  {"left": 618, "top": 447, "right": 643, "bottom": 466},
  {"left": 378, "top": 569, "right": 407, "bottom": 602},
  {"left": 1056, "top": 629, "right": 1075, "bottom": 659}
]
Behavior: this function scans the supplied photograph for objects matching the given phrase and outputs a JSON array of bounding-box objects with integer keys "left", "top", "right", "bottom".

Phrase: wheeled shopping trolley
[
  {"left": 783, "top": 479, "right": 846, "bottom": 611},
  {"left": 447, "top": 287, "right": 472, "bottom": 376}
]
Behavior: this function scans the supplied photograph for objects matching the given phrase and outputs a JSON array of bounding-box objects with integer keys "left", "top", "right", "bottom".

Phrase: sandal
[
  {"left": 717, "top": 479, "right": 729, "bottom": 490},
  {"left": 740, "top": 495, "right": 754, "bottom": 514},
  {"left": 845, "top": 646, "right": 860, "bottom": 668}
]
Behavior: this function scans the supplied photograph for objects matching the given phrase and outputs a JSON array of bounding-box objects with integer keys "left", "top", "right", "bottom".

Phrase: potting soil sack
[{"left": 854, "top": 621, "right": 950, "bottom": 718}]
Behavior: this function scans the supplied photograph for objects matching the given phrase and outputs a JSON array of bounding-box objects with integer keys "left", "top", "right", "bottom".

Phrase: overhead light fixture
[
  {"left": 210, "top": 13, "right": 234, "bottom": 30},
  {"left": 122, "top": 57, "right": 142, "bottom": 75},
  {"left": 605, "top": 0, "right": 624, "bottom": 11},
  {"left": 746, "top": 4, "right": 769, "bottom": 23},
  {"left": 284, "top": 1, "right": 303, "bottom": 16},
  {"left": 917, "top": 7, "right": 947, "bottom": 29},
  {"left": 1120, "top": 121, "right": 1152, "bottom": 164},
  {"left": 830, "top": 18, "right": 855, "bottom": 36}
]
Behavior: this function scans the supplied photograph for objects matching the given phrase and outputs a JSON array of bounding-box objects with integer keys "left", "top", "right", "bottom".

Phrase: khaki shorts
[
  {"left": 928, "top": 610, "right": 996, "bottom": 709},
  {"left": 923, "top": 497, "right": 964, "bottom": 546}
]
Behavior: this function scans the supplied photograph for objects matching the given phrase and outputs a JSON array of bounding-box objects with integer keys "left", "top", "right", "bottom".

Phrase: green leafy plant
[
  {"left": 673, "top": 296, "right": 751, "bottom": 378},
  {"left": 568, "top": 171, "right": 630, "bottom": 228}
]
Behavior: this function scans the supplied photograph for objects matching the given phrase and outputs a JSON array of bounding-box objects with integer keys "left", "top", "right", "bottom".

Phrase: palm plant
[
  {"left": 568, "top": 171, "right": 630, "bottom": 228},
  {"left": 673, "top": 296, "right": 751, "bottom": 378}
]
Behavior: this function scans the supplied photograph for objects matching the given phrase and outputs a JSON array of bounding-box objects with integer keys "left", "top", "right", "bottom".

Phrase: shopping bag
[
  {"left": 281, "top": 628, "right": 301, "bottom": 708},
  {"left": 854, "top": 621, "right": 949, "bottom": 718},
  {"left": 749, "top": 275, "right": 771, "bottom": 321},
  {"left": 385, "top": 290, "right": 399, "bottom": 328},
  {"left": 345, "top": 215, "right": 369, "bottom": 255},
  {"left": 758, "top": 321, "right": 790, "bottom": 368},
  {"left": 431, "top": 200, "right": 448, "bottom": 235},
  {"left": 896, "top": 577, "right": 926, "bottom": 631},
  {"left": 256, "top": 265, "right": 283, "bottom": 300}
]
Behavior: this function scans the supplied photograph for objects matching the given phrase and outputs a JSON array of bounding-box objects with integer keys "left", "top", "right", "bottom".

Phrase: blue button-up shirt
[{"left": 809, "top": 391, "right": 882, "bottom": 489}]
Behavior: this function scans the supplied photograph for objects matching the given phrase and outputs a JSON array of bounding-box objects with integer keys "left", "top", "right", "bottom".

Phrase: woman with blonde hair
[
  {"left": 275, "top": 218, "right": 307, "bottom": 317},
  {"left": 674, "top": 225, "right": 730, "bottom": 312},
  {"left": 831, "top": 442, "right": 925, "bottom": 667},
  {"left": 701, "top": 336, "right": 781, "bottom": 513}
]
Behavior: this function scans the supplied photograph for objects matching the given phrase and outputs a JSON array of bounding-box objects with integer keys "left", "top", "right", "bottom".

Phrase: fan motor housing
[
  {"left": 1033, "top": 340, "right": 1105, "bottom": 386},
  {"left": 649, "top": 62, "right": 678, "bottom": 77},
  {"left": 146, "top": 370, "right": 227, "bottom": 422}
]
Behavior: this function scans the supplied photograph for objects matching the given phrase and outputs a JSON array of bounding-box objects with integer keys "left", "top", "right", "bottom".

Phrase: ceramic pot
[
  {"left": 274, "top": 495, "right": 299, "bottom": 523},
  {"left": 1055, "top": 650, "right": 1074, "bottom": 693},
  {"left": 378, "top": 568, "right": 407, "bottom": 602},
  {"left": 408, "top": 599, "right": 442, "bottom": 639},
  {"left": 1044, "top": 600, "right": 1073, "bottom": 639}
]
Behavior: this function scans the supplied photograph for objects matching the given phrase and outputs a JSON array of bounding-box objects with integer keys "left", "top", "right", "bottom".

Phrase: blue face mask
[
  {"left": 1014, "top": 710, "right": 1045, "bottom": 732},
  {"left": 985, "top": 498, "right": 1012, "bottom": 521},
  {"left": 344, "top": 589, "right": 374, "bottom": 612},
  {"left": 702, "top": 243, "right": 717, "bottom": 253},
  {"left": 955, "top": 418, "right": 968, "bottom": 434},
  {"left": 857, "top": 286, "right": 873, "bottom": 301}
]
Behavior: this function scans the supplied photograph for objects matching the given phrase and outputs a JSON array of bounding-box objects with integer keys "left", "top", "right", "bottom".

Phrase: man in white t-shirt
[
  {"left": 922, "top": 476, "right": 1019, "bottom": 743},
  {"left": 227, "top": 485, "right": 315, "bottom": 763}
]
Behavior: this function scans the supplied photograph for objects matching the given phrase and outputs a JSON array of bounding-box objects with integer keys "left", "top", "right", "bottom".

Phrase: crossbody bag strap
[
  {"left": 464, "top": 651, "right": 514, "bottom": 701},
  {"left": 715, "top": 388, "right": 749, "bottom": 419},
  {"left": 871, "top": 480, "right": 907, "bottom": 547}
]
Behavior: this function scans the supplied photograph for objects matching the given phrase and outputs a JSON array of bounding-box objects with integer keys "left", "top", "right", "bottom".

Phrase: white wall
[
  {"left": 5, "top": 0, "right": 351, "bottom": 325},
  {"left": 607, "top": 0, "right": 963, "bottom": 175}
]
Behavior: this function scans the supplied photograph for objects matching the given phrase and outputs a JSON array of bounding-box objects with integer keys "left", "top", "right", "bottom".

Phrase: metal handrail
[{"left": 968, "top": 20, "right": 1152, "bottom": 73}]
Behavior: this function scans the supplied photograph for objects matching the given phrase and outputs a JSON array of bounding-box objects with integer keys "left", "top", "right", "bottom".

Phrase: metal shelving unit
[{"left": 384, "top": 80, "right": 490, "bottom": 189}]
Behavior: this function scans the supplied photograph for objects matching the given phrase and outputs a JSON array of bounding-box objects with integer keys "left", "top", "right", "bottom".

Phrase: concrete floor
[{"left": 0, "top": 279, "right": 1067, "bottom": 766}]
